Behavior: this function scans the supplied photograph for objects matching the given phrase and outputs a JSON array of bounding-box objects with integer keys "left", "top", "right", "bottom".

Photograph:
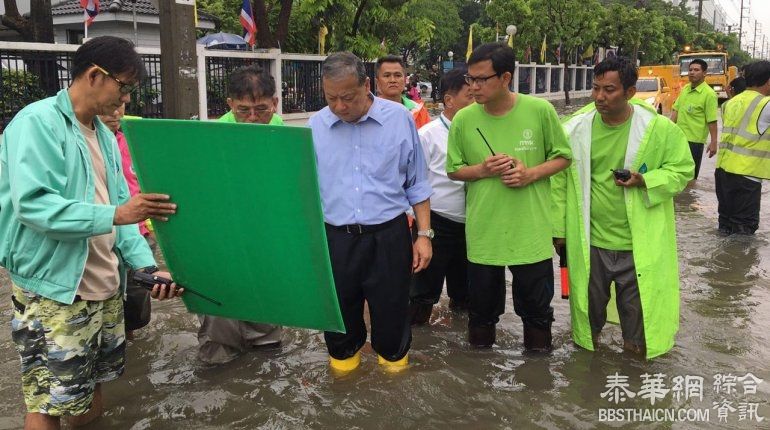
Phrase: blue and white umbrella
[{"left": 197, "top": 32, "right": 249, "bottom": 50}]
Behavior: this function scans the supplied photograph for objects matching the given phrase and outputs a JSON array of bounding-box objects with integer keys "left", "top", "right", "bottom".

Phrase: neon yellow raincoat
[{"left": 553, "top": 99, "right": 694, "bottom": 359}]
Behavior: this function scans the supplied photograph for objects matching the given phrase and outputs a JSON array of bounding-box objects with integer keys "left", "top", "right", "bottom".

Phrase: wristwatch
[
  {"left": 417, "top": 229, "right": 435, "bottom": 239},
  {"left": 139, "top": 265, "right": 159, "bottom": 274}
]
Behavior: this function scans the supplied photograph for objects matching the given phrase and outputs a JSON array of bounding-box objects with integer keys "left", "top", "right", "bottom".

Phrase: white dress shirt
[{"left": 419, "top": 113, "right": 466, "bottom": 223}]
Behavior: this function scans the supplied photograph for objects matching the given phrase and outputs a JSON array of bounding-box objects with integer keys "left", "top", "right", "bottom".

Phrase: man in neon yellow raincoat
[{"left": 553, "top": 57, "right": 694, "bottom": 359}]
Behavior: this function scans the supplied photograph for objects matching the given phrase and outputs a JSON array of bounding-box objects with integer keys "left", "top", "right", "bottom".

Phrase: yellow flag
[
  {"left": 540, "top": 34, "right": 547, "bottom": 63},
  {"left": 466, "top": 25, "right": 473, "bottom": 61},
  {"left": 318, "top": 24, "right": 328, "bottom": 55},
  {"left": 194, "top": 0, "right": 198, "bottom": 27},
  {"left": 582, "top": 45, "right": 594, "bottom": 59},
  {"left": 508, "top": 34, "right": 514, "bottom": 48}
]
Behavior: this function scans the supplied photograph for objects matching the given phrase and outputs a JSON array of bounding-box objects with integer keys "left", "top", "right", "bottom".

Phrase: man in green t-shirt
[
  {"left": 446, "top": 43, "right": 572, "bottom": 352},
  {"left": 555, "top": 57, "right": 693, "bottom": 358},
  {"left": 217, "top": 64, "right": 284, "bottom": 126},
  {"left": 201, "top": 64, "right": 283, "bottom": 364},
  {"left": 671, "top": 58, "right": 718, "bottom": 180}
]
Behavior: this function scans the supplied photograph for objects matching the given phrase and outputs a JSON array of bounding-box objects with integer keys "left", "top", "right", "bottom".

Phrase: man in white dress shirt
[{"left": 410, "top": 68, "right": 475, "bottom": 324}]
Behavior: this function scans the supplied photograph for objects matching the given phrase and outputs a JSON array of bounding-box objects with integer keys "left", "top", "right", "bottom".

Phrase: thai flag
[
  {"left": 240, "top": 0, "right": 257, "bottom": 47},
  {"left": 80, "top": 0, "right": 99, "bottom": 27}
]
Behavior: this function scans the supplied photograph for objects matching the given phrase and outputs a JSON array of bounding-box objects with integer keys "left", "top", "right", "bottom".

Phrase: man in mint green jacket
[
  {"left": 553, "top": 57, "right": 694, "bottom": 359},
  {"left": 0, "top": 36, "right": 181, "bottom": 429}
]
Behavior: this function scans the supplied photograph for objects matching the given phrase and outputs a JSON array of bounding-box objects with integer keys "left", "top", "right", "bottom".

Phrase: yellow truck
[
  {"left": 633, "top": 74, "right": 679, "bottom": 115},
  {"left": 676, "top": 50, "right": 738, "bottom": 101}
]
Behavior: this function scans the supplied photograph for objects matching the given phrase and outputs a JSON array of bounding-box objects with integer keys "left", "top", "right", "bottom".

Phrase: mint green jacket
[
  {"left": 553, "top": 99, "right": 694, "bottom": 359},
  {"left": 0, "top": 90, "right": 155, "bottom": 304}
]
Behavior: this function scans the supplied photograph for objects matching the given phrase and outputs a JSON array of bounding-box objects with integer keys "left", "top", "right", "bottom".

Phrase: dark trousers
[
  {"left": 324, "top": 214, "right": 413, "bottom": 361},
  {"left": 689, "top": 142, "right": 705, "bottom": 180},
  {"left": 410, "top": 211, "right": 469, "bottom": 305},
  {"left": 467, "top": 259, "right": 555, "bottom": 330},
  {"left": 715, "top": 167, "right": 762, "bottom": 234}
]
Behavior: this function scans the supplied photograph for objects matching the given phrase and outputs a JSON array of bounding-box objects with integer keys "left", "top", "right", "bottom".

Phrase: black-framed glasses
[
  {"left": 92, "top": 63, "right": 139, "bottom": 95},
  {"left": 464, "top": 73, "right": 500, "bottom": 86}
]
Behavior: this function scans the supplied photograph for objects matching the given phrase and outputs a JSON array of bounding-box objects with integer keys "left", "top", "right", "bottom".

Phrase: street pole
[
  {"left": 739, "top": 0, "right": 744, "bottom": 51},
  {"left": 156, "top": 0, "right": 199, "bottom": 119},
  {"left": 753, "top": 20, "right": 758, "bottom": 58},
  {"left": 697, "top": 0, "right": 703, "bottom": 33}
]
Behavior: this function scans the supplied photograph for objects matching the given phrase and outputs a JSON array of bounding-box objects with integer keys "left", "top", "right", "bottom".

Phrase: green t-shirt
[
  {"left": 672, "top": 82, "right": 717, "bottom": 144},
  {"left": 590, "top": 114, "right": 633, "bottom": 251},
  {"left": 218, "top": 110, "right": 284, "bottom": 125},
  {"left": 446, "top": 95, "right": 572, "bottom": 265}
]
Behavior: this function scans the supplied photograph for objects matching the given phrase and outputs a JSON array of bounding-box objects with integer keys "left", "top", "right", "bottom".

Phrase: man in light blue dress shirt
[{"left": 309, "top": 52, "right": 433, "bottom": 373}]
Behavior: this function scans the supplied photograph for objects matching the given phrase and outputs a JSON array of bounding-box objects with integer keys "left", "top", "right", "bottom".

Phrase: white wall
[{"left": 54, "top": 22, "right": 162, "bottom": 48}]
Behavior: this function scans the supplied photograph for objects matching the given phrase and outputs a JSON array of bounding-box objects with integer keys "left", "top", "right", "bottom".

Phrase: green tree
[
  {"left": 197, "top": 0, "right": 293, "bottom": 49},
  {"left": 531, "top": 0, "right": 603, "bottom": 104}
]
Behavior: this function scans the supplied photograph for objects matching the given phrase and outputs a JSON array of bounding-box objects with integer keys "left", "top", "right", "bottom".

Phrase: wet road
[{"left": 0, "top": 104, "right": 768, "bottom": 429}]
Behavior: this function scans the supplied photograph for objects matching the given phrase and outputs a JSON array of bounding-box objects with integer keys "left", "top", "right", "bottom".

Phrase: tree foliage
[{"left": 195, "top": 0, "right": 756, "bottom": 68}]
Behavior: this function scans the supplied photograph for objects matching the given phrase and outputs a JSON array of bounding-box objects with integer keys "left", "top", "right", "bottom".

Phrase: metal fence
[
  {"left": 0, "top": 42, "right": 162, "bottom": 133},
  {"left": 202, "top": 55, "right": 271, "bottom": 118},
  {"left": 1, "top": 42, "right": 595, "bottom": 131}
]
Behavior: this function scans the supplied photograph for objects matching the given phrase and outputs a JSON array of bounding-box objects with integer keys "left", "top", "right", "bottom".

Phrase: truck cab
[
  {"left": 677, "top": 51, "right": 738, "bottom": 101},
  {"left": 633, "top": 76, "right": 676, "bottom": 115}
]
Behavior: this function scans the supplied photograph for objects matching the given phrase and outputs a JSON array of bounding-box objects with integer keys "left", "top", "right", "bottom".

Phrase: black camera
[{"left": 611, "top": 168, "right": 631, "bottom": 182}]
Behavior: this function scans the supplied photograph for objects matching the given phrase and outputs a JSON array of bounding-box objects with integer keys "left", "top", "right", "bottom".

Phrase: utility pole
[
  {"left": 753, "top": 20, "right": 759, "bottom": 58},
  {"left": 156, "top": 0, "right": 199, "bottom": 119},
  {"left": 697, "top": 0, "right": 704, "bottom": 32},
  {"left": 739, "top": 0, "right": 745, "bottom": 51}
]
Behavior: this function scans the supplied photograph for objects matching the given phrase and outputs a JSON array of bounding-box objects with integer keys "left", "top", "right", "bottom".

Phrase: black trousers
[
  {"left": 715, "top": 167, "right": 762, "bottom": 234},
  {"left": 410, "top": 211, "right": 469, "bottom": 305},
  {"left": 689, "top": 142, "right": 705, "bottom": 180},
  {"left": 467, "top": 259, "right": 555, "bottom": 330},
  {"left": 324, "top": 214, "right": 413, "bottom": 361}
]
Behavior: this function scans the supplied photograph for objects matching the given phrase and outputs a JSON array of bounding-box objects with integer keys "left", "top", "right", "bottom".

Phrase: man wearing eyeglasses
[
  {"left": 197, "top": 64, "right": 284, "bottom": 364},
  {"left": 0, "top": 36, "right": 182, "bottom": 430},
  {"left": 217, "top": 64, "right": 283, "bottom": 126},
  {"left": 446, "top": 43, "right": 571, "bottom": 352}
]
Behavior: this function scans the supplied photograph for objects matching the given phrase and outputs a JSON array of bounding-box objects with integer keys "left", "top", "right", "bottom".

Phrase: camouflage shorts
[{"left": 10, "top": 284, "right": 126, "bottom": 416}]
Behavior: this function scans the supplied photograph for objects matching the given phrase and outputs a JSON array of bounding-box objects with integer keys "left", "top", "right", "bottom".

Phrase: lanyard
[{"left": 439, "top": 115, "right": 450, "bottom": 130}]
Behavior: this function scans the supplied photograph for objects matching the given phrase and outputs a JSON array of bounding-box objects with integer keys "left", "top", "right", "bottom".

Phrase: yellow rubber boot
[
  {"left": 329, "top": 351, "right": 361, "bottom": 373},
  {"left": 378, "top": 353, "right": 409, "bottom": 372}
]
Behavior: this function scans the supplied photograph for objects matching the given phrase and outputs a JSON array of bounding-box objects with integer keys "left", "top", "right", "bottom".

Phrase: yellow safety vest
[{"left": 717, "top": 90, "right": 770, "bottom": 179}]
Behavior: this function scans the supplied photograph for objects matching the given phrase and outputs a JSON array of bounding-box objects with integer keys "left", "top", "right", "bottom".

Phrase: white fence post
[{"left": 196, "top": 44, "right": 208, "bottom": 121}]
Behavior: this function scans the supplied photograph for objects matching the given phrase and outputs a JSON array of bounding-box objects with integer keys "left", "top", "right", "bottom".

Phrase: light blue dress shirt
[{"left": 308, "top": 95, "right": 432, "bottom": 226}]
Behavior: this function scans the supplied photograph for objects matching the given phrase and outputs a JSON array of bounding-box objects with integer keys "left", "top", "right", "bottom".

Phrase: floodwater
[{"left": 1, "top": 104, "right": 769, "bottom": 429}]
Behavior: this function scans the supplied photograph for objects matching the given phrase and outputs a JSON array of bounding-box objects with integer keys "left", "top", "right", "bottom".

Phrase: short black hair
[
  {"left": 744, "top": 60, "right": 770, "bottom": 87},
  {"left": 440, "top": 67, "right": 468, "bottom": 96},
  {"left": 375, "top": 55, "right": 405, "bottom": 74},
  {"left": 228, "top": 64, "right": 276, "bottom": 100},
  {"left": 467, "top": 43, "right": 516, "bottom": 76},
  {"left": 689, "top": 59, "right": 708, "bottom": 72},
  {"left": 729, "top": 76, "right": 747, "bottom": 96},
  {"left": 594, "top": 56, "right": 638, "bottom": 90},
  {"left": 72, "top": 36, "right": 145, "bottom": 81}
]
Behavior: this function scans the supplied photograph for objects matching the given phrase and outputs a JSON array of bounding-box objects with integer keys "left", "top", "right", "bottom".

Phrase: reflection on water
[{"left": 0, "top": 112, "right": 768, "bottom": 429}]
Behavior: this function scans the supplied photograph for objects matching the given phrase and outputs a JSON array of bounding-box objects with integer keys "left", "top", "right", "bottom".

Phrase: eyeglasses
[
  {"left": 464, "top": 73, "right": 500, "bottom": 86},
  {"left": 92, "top": 64, "right": 139, "bottom": 95},
  {"left": 234, "top": 105, "right": 273, "bottom": 116}
]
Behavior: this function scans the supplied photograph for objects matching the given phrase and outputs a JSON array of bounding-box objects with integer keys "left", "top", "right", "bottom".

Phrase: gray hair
[{"left": 322, "top": 52, "right": 367, "bottom": 85}]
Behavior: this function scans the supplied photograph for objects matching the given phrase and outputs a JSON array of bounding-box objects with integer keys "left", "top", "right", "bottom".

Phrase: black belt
[{"left": 325, "top": 214, "right": 406, "bottom": 235}]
